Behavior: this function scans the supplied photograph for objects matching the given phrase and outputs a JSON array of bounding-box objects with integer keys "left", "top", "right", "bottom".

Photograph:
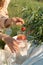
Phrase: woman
[{"left": 0, "top": 0, "right": 24, "bottom": 53}]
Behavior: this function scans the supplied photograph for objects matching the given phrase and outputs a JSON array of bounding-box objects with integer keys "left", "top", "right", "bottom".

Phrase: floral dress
[{"left": 0, "top": 0, "right": 12, "bottom": 34}]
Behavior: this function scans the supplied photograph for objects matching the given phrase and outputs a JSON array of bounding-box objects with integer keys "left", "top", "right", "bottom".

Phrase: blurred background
[{"left": 0, "top": 0, "right": 43, "bottom": 48}]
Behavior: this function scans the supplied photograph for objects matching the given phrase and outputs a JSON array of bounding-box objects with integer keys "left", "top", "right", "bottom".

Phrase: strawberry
[
  {"left": 21, "top": 27, "right": 26, "bottom": 31},
  {"left": 17, "top": 34, "right": 26, "bottom": 40}
]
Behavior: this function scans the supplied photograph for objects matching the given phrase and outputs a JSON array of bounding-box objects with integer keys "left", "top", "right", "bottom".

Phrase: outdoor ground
[{"left": 8, "top": 0, "right": 43, "bottom": 17}]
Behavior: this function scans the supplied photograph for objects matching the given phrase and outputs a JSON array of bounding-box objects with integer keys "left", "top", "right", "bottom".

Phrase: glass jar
[{"left": 17, "top": 40, "right": 28, "bottom": 56}]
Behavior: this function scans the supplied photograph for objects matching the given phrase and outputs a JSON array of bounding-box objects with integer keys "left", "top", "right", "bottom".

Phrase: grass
[
  {"left": 8, "top": 0, "right": 43, "bottom": 37},
  {"left": 8, "top": 0, "right": 43, "bottom": 18}
]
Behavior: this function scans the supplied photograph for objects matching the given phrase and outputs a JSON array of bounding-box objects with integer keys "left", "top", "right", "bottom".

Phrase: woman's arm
[
  {"left": 0, "top": 33, "right": 19, "bottom": 53},
  {"left": 4, "top": 17, "right": 24, "bottom": 28},
  {"left": 0, "top": 15, "right": 24, "bottom": 29}
]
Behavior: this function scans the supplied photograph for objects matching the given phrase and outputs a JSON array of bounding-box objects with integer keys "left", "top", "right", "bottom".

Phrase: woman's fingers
[
  {"left": 1, "top": 33, "right": 19, "bottom": 53},
  {"left": 16, "top": 17, "right": 24, "bottom": 24},
  {"left": 13, "top": 41, "right": 19, "bottom": 47},
  {"left": 13, "top": 41, "right": 20, "bottom": 53},
  {"left": 12, "top": 17, "right": 17, "bottom": 23},
  {"left": 7, "top": 43, "right": 14, "bottom": 53},
  {"left": 7, "top": 42, "right": 18, "bottom": 53},
  {"left": 7, "top": 39, "right": 19, "bottom": 53},
  {"left": 0, "top": 33, "right": 19, "bottom": 53},
  {"left": 13, "top": 45, "right": 19, "bottom": 53},
  {"left": 12, "top": 17, "right": 24, "bottom": 25},
  {"left": 16, "top": 22, "right": 22, "bottom": 25}
]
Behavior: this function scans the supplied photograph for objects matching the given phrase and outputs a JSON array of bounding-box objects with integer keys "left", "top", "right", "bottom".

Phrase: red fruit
[
  {"left": 17, "top": 34, "right": 26, "bottom": 40},
  {"left": 21, "top": 27, "right": 26, "bottom": 31}
]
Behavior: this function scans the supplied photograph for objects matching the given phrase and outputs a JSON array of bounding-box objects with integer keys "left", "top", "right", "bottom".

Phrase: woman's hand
[
  {"left": 4, "top": 36, "right": 19, "bottom": 53},
  {"left": 12, "top": 17, "right": 24, "bottom": 25},
  {"left": 4, "top": 17, "right": 24, "bottom": 28},
  {"left": 0, "top": 33, "right": 19, "bottom": 53}
]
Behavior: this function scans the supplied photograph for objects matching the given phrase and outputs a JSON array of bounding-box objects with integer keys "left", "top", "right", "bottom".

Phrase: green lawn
[
  {"left": 8, "top": 0, "right": 43, "bottom": 17},
  {"left": 7, "top": 0, "right": 43, "bottom": 37}
]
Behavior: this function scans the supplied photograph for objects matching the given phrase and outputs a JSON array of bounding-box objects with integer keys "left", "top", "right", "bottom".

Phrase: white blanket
[{"left": 0, "top": 36, "right": 43, "bottom": 65}]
